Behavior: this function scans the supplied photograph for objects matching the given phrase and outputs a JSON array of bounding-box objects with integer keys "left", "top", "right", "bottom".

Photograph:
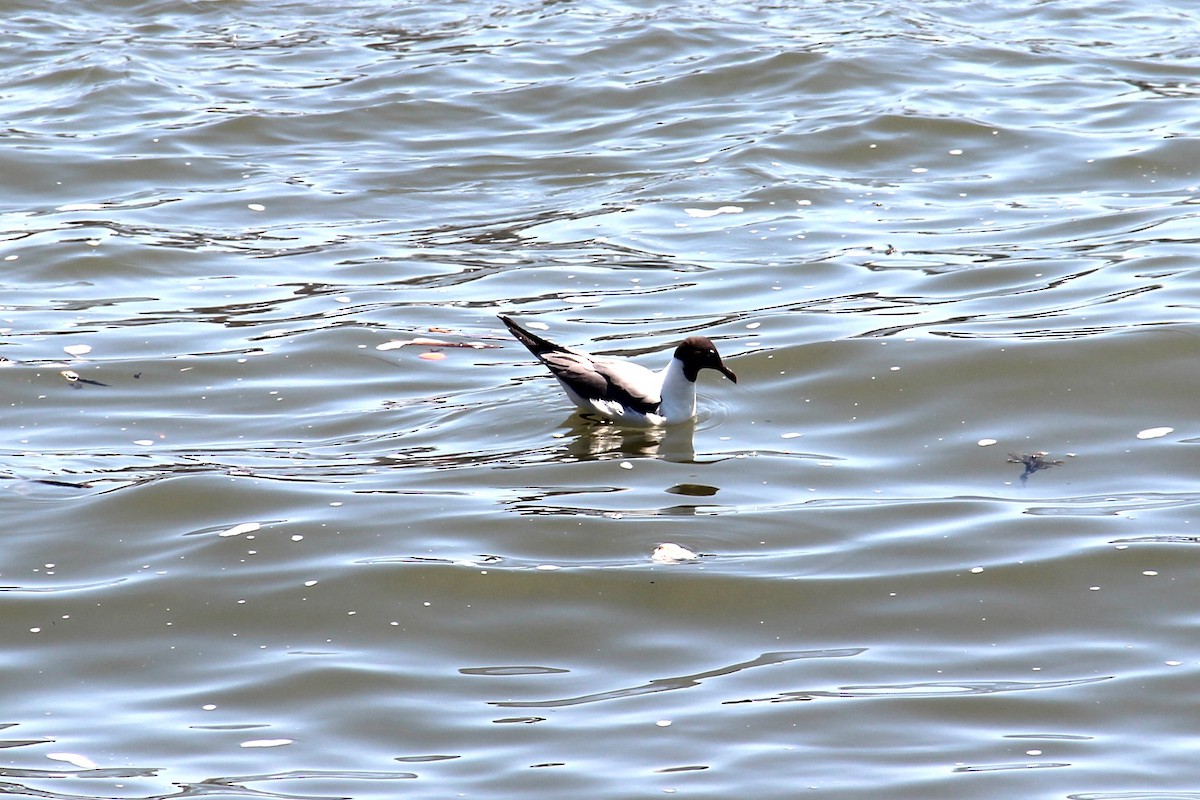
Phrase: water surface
[{"left": 3, "top": 1, "right": 1200, "bottom": 797}]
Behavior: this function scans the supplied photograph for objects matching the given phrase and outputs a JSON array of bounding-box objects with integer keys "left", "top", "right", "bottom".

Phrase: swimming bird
[{"left": 500, "top": 314, "right": 737, "bottom": 426}]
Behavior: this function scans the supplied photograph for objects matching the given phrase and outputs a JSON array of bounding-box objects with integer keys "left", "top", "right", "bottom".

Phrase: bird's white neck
[{"left": 657, "top": 357, "right": 697, "bottom": 423}]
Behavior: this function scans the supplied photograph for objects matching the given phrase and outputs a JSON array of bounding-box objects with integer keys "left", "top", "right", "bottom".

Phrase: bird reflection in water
[{"left": 557, "top": 414, "right": 699, "bottom": 463}]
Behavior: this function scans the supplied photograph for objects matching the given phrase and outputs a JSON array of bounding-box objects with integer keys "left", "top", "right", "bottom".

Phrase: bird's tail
[{"left": 499, "top": 314, "right": 566, "bottom": 356}]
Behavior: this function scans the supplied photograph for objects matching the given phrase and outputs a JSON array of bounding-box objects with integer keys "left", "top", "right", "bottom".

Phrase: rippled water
[{"left": 4, "top": 0, "right": 1200, "bottom": 797}]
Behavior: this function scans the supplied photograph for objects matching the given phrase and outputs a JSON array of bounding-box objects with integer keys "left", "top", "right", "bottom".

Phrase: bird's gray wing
[{"left": 542, "top": 352, "right": 661, "bottom": 415}]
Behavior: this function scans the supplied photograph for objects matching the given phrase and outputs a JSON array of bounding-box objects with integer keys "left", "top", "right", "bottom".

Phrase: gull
[{"left": 500, "top": 315, "right": 737, "bottom": 426}]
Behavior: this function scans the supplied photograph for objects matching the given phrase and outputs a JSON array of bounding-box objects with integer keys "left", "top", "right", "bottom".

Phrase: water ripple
[
  {"left": 736, "top": 674, "right": 1114, "bottom": 704},
  {"left": 490, "top": 648, "right": 866, "bottom": 708},
  {"left": 3, "top": 0, "right": 1200, "bottom": 795}
]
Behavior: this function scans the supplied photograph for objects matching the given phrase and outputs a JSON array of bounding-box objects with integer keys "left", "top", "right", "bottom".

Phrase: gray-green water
[{"left": 4, "top": 1, "right": 1200, "bottom": 797}]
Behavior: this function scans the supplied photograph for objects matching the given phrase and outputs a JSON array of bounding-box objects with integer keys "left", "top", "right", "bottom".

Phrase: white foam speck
[{"left": 1136, "top": 427, "right": 1173, "bottom": 440}]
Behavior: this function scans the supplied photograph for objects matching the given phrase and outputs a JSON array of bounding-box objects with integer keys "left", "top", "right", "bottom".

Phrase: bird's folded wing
[{"left": 543, "top": 353, "right": 661, "bottom": 415}]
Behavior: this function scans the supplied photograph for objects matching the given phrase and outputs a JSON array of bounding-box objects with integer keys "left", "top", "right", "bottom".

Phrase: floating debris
[
  {"left": 59, "top": 370, "right": 108, "bottom": 387},
  {"left": 652, "top": 543, "right": 701, "bottom": 564},
  {"left": 377, "top": 336, "right": 496, "bottom": 352},
  {"left": 1008, "top": 452, "right": 1064, "bottom": 470},
  {"left": 1007, "top": 451, "right": 1064, "bottom": 485}
]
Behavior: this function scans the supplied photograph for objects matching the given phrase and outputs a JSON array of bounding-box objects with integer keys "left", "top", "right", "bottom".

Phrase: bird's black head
[{"left": 674, "top": 336, "right": 737, "bottom": 383}]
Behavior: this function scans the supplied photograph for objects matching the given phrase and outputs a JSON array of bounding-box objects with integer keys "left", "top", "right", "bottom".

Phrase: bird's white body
[
  {"left": 500, "top": 315, "right": 736, "bottom": 427},
  {"left": 553, "top": 356, "right": 695, "bottom": 426}
]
